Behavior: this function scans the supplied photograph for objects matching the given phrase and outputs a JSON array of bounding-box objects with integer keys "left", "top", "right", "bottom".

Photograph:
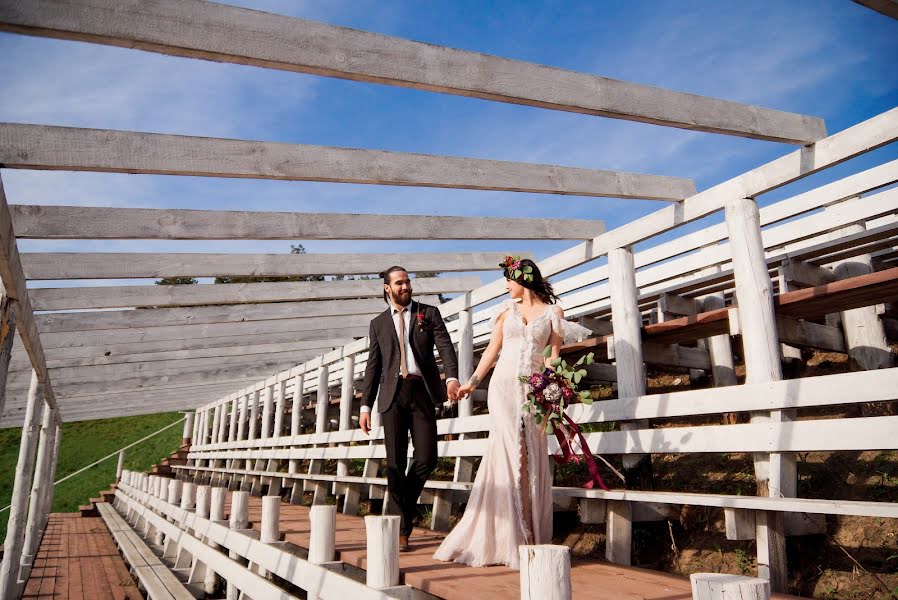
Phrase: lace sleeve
[
  {"left": 487, "top": 299, "right": 515, "bottom": 333},
  {"left": 548, "top": 308, "right": 593, "bottom": 344}
]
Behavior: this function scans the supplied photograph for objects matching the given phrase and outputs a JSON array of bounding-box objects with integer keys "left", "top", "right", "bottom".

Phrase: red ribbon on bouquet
[{"left": 551, "top": 413, "right": 609, "bottom": 490}]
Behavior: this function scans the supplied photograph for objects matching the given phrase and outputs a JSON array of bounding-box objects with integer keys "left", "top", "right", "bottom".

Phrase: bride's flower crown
[{"left": 500, "top": 255, "right": 534, "bottom": 283}]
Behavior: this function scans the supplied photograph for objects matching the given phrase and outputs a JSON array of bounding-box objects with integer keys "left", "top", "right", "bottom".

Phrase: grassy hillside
[{"left": 1, "top": 411, "right": 185, "bottom": 539}]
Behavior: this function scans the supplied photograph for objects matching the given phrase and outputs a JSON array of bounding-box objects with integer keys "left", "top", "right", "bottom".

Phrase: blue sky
[{"left": 0, "top": 0, "right": 896, "bottom": 291}]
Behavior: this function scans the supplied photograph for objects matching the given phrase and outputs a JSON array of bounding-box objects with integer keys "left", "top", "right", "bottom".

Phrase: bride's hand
[{"left": 456, "top": 383, "right": 475, "bottom": 400}]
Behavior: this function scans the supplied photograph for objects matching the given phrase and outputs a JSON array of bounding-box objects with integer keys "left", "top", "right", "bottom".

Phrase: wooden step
[{"left": 79, "top": 504, "right": 98, "bottom": 517}]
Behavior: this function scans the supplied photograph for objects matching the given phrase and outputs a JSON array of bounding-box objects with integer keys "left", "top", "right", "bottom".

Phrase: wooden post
[
  {"left": 0, "top": 371, "right": 44, "bottom": 599},
  {"left": 227, "top": 399, "right": 238, "bottom": 442},
  {"left": 248, "top": 390, "right": 260, "bottom": 441},
  {"left": 519, "top": 545, "right": 572, "bottom": 600},
  {"left": 204, "top": 487, "right": 226, "bottom": 594},
  {"left": 309, "top": 505, "right": 337, "bottom": 564},
  {"left": 261, "top": 384, "right": 274, "bottom": 439},
  {"left": 180, "top": 482, "right": 195, "bottom": 510},
  {"left": 226, "top": 491, "right": 250, "bottom": 600},
  {"left": 365, "top": 516, "right": 400, "bottom": 589},
  {"left": 829, "top": 222, "right": 893, "bottom": 373},
  {"left": 700, "top": 291, "right": 739, "bottom": 424},
  {"left": 261, "top": 496, "right": 280, "bottom": 543},
  {"left": 337, "top": 355, "right": 360, "bottom": 514},
  {"left": 690, "top": 573, "right": 770, "bottom": 599},
  {"left": 273, "top": 379, "right": 286, "bottom": 438},
  {"left": 289, "top": 373, "right": 305, "bottom": 504},
  {"left": 20, "top": 404, "right": 57, "bottom": 585},
  {"left": 191, "top": 410, "right": 200, "bottom": 445},
  {"left": 432, "top": 302, "right": 474, "bottom": 530},
  {"left": 608, "top": 247, "right": 653, "bottom": 491},
  {"left": 310, "top": 366, "right": 329, "bottom": 504},
  {"left": 168, "top": 480, "right": 182, "bottom": 507},
  {"left": 725, "top": 196, "right": 788, "bottom": 593},
  {"left": 195, "top": 486, "right": 211, "bottom": 519},
  {"left": 183, "top": 411, "right": 195, "bottom": 446},
  {"left": 0, "top": 283, "right": 18, "bottom": 419},
  {"left": 605, "top": 500, "right": 633, "bottom": 566},
  {"left": 115, "top": 449, "right": 125, "bottom": 482}
]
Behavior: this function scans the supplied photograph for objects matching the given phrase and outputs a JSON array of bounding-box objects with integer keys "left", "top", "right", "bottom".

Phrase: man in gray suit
[{"left": 359, "top": 266, "right": 459, "bottom": 551}]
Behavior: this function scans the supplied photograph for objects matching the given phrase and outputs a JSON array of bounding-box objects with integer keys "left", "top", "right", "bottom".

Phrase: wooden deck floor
[
  {"left": 243, "top": 498, "right": 699, "bottom": 600},
  {"left": 22, "top": 513, "right": 142, "bottom": 600}
]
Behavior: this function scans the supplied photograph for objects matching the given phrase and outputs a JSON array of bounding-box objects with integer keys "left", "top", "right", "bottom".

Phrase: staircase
[{"left": 79, "top": 444, "right": 189, "bottom": 517}]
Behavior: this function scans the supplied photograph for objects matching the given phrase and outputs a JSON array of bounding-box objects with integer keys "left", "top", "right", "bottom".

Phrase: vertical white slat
[
  {"left": 19, "top": 404, "right": 57, "bottom": 587},
  {"left": 337, "top": 354, "right": 360, "bottom": 514},
  {"left": 519, "top": 545, "right": 572, "bottom": 600},
  {"left": 289, "top": 373, "right": 305, "bottom": 504},
  {"left": 310, "top": 365, "right": 330, "bottom": 504}
]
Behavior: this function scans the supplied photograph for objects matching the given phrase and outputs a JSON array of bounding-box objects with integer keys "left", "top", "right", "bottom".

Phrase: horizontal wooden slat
[
  {"left": 0, "top": 123, "right": 694, "bottom": 201},
  {"left": 22, "top": 251, "right": 522, "bottom": 280},
  {"left": 29, "top": 275, "right": 476, "bottom": 310},
  {"left": 0, "top": 0, "right": 826, "bottom": 143},
  {"left": 10, "top": 205, "right": 605, "bottom": 240},
  {"left": 34, "top": 297, "right": 417, "bottom": 333}
]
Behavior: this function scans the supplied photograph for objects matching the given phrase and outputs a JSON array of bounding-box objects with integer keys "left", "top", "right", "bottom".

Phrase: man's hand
[
  {"left": 359, "top": 412, "right": 371, "bottom": 434},
  {"left": 446, "top": 379, "right": 461, "bottom": 403}
]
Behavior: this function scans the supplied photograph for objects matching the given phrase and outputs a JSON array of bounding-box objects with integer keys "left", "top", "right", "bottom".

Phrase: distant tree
[
  {"left": 411, "top": 271, "right": 447, "bottom": 304},
  {"left": 214, "top": 243, "right": 324, "bottom": 284},
  {"left": 154, "top": 277, "right": 198, "bottom": 285}
]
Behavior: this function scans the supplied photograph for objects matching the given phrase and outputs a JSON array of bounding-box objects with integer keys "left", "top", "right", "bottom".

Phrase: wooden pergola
[{"left": 0, "top": 1, "right": 896, "bottom": 599}]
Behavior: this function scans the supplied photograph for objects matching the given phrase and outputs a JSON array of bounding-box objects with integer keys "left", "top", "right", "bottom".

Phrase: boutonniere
[{"left": 416, "top": 309, "right": 434, "bottom": 333}]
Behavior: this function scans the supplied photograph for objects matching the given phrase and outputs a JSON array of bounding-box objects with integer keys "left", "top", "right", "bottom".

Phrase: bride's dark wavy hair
[{"left": 505, "top": 258, "right": 560, "bottom": 305}]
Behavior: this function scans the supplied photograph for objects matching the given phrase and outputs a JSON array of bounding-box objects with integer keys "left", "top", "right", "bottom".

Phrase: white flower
[{"left": 543, "top": 383, "right": 562, "bottom": 403}]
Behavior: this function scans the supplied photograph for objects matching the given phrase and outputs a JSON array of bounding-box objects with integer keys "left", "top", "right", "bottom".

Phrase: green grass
[{"left": 1, "top": 411, "right": 185, "bottom": 539}]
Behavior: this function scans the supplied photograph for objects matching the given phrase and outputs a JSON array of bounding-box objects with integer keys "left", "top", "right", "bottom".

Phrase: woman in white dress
[{"left": 433, "top": 258, "right": 591, "bottom": 569}]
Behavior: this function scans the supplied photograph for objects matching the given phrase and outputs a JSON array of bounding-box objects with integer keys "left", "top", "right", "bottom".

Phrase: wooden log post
[
  {"left": 19, "top": 404, "right": 57, "bottom": 586},
  {"left": 246, "top": 390, "right": 260, "bottom": 492},
  {"left": 364, "top": 390, "right": 385, "bottom": 506},
  {"left": 258, "top": 495, "right": 281, "bottom": 578},
  {"left": 829, "top": 221, "right": 894, "bottom": 374},
  {"left": 309, "top": 505, "right": 337, "bottom": 564},
  {"left": 608, "top": 247, "right": 653, "bottom": 492},
  {"left": 168, "top": 480, "right": 182, "bottom": 508},
  {"left": 725, "top": 196, "right": 789, "bottom": 593},
  {"left": 115, "top": 449, "right": 125, "bottom": 482},
  {"left": 519, "top": 545, "right": 572, "bottom": 600},
  {"left": 289, "top": 373, "right": 305, "bottom": 504},
  {"left": 234, "top": 394, "right": 249, "bottom": 491},
  {"left": 690, "top": 573, "right": 770, "bottom": 600},
  {"left": 0, "top": 370, "right": 44, "bottom": 599},
  {"left": 255, "top": 385, "right": 274, "bottom": 495},
  {"left": 180, "top": 482, "right": 195, "bottom": 510},
  {"left": 700, "top": 291, "right": 739, "bottom": 424},
  {"left": 226, "top": 491, "right": 250, "bottom": 600},
  {"left": 364, "top": 516, "right": 400, "bottom": 589},
  {"left": 432, "top": 302, "right": 475, "bottom": 531},
  {"left": 204, "top": 487, "right": 227, "bottom": 594},
  {"left": 0, "top": 283, "right": 18, "bottom": 420},
  {"left": 267, "top": 381, "right": 287, "bottom": 496},
  {"left": 182, "top": 411, "right": 194, "bottom": 446},
  {"left": 310, "top": 366, "right": 330, "bottom": 504},
  {"left": 337, "top": 355, "right": 360, "bottom": 514}
]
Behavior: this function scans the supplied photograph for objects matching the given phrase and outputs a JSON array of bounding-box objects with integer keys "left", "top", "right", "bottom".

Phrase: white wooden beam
[
  {"left": 23, "top": 251, "right": 525, "bottom": 280},
  {"left": 10, "top": 205, "right": 604, "bottom": 240},
  {"left": 0, "top": 0, "right": 825, "bottom": 143},
  {"left": 0, "top": 123, "right": 694, "bottom": 201},
  {"left": 30, "top": 276, "right": 474, "bottom": 310}
]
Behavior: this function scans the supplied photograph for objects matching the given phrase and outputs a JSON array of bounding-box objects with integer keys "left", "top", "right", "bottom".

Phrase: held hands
[
  {"left": 359, "top": 411, "right": 371, "bottom": 435},
  {"left": 456, "top": 383, "right": 476, "bottom": 400},
  {"left": 446, "top": 379, "right": 461, "bottom": 403}
]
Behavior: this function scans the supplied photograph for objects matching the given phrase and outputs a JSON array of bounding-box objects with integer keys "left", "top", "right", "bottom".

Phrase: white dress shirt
[{"left": 360, "top": 301, "right": 457, "bottom": 413}]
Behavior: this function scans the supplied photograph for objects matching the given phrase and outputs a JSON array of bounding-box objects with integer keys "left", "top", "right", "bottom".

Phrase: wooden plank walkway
[
  {"left": 241, "top": 498, "right": 695, "bottom": 599},
  {"left": 22, "top": 512, "right": 142, "bottom": 600}
]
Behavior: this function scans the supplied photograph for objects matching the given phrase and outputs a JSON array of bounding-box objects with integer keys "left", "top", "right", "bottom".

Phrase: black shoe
[{"left": 399, "top": 534, "right": 411, "bottom": 552}]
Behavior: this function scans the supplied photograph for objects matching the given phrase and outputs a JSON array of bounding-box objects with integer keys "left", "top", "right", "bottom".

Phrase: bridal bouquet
[{"left": 519, "top": 347, "right": 609, "bottom": 490}]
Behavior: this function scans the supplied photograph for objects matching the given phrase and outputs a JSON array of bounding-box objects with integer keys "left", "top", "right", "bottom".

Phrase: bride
[{"left": 433, "top": 257, "right": 591, "bottom": 569}]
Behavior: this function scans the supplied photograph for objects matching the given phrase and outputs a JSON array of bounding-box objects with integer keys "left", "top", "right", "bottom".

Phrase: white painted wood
[
  {"left": 0, "top": 123, "right": 693, "bottom": 201},
  {"left": 195, "top": 486, "right": 211, "bottom": 519},
  {"left": 365, "top": 516, "right": 400, "bottom": 589},
  {"left": 183, "top": 412, "right": 195, "bottom": 445},
  {"left": 519, "top": 545, "right": 571, "bottom": 600},
  {"left": 23, "top": 251, "right": 526, "bottom": 280},
  {"left": 604, "top": 500, "right": 632, "bottom": 566},
  {"left": 248, "top": 391, "right": 260, "bottom": 442},
  {"left": 168, "top": 480, "right": 183, "bottom": 508},
  {"left": 20, "top": 404, "right": 56, "bottom": 582},
  {"left": 11, "top": 204, "right": 603, "bottom": 241},
  {"left": 315, "top": 367, "right": 330, "bottom": 435},
  {"left": 309, "top": 505, "right": 337, "bottom": 564},
  {"left": 0, "top": 1, "right": 827, "bottom": 143},
  {"left": 273, "top": 380, "right": 286, "bottom": 439},
  {"left": 30, "top": 276, "right": 474, "bottom": 311},
  {"left": 0, "top": 371, "right": 44, "bottom": 599},
  {"left": 261, "top": 385, "right": 273, "bottom": 439},
  {"left": 578, "top": 498, "right": 606, "bottom": 524},
  {"left": 226, "top": 490, "right": 250, "bottom": 600},
  {"left": 690, "top": 573, "right": 770, "bottom": 600},
  {"left": 724, "top": 508, "right": 756, "bottom": 541},
  {"left": 260, "top": 496, "right": 280, "bottom": 544},
  {"left": 115, "top": 449, "right": 125, "bottom": 481}
]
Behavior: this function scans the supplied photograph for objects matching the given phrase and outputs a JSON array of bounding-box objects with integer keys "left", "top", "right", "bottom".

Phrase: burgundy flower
[{"left": 529, "top": 373, "right": 547, "bottom": 390}]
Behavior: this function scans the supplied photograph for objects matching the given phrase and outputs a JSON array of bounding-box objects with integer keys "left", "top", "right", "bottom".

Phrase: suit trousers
[{"left": 381, "top": 377, "right": 438, "bottom": 536}]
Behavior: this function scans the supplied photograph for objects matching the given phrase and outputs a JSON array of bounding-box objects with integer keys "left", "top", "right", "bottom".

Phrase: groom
[{"left": 359, "top": 266, "right": 459, "bottom": 551}]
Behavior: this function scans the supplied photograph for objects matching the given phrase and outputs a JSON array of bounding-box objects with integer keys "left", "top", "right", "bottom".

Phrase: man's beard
[{"left": 390, "top": 289, "right": 412, "bottom": 307}]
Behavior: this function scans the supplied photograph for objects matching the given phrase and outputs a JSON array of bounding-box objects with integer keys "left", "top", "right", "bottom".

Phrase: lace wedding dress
[{"left": 433, "top": 300, "right": 592, "bottom": 569}]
